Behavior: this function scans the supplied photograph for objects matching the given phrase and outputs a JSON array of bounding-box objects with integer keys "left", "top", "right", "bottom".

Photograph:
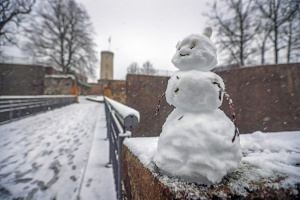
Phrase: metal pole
[
  {"left": 117, "top": 126, "right": 126, "bottom": 200},
  {"left": 117, "top": 137, "right": 122, "bottom": 200},
  {"left": 105, "top": 101, "right": 113, "bottom": 168}
]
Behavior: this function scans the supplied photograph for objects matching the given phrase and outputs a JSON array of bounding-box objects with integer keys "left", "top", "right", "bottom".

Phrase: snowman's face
[
  {"left": 166, "top": 71, "right": 224, "bottom": 112},
  {"left": 171, "top": 34, "right": 217, "bottom": 72}
]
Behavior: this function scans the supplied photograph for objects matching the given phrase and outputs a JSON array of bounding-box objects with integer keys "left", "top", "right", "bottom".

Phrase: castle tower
[{"left": 100, "top": 51, "right": 114, "bottom": 80}]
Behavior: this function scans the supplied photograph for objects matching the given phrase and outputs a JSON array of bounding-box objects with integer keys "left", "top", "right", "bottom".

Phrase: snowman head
[
  {"left": 171, "top": 27, "right": 217, "bottom": 72},
  {"left": 166, "top": 71, "right": 224, "bottom": 112}
]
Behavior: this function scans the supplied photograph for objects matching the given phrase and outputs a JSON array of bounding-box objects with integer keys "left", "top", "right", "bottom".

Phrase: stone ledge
[{"left": 122, "top": 143, "right": 300, "bottom": 200}]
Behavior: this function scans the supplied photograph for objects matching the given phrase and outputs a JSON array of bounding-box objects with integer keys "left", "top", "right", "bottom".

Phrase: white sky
[{"left": 76, "top": 0, "right": 214, "bottom": 81}]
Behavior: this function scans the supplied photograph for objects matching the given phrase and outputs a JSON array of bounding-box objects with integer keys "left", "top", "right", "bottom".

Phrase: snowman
[{"left": 153, "top": 27, "right": 242, "bottom": 185}]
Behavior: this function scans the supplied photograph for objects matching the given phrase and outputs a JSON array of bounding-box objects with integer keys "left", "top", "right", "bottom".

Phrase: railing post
[
  {"left": 117, "top": 135, "right": 126, "bottom": 200},
  {"left": 105, "top": 100, "right": 113, "bottom": 168},
  {"left": 9, "top": 100, "right": 13, "bottom": 120},
  {"left": 116, "top": 125, "right": 127, "bottom": 200},
  {"left": 103, "top": 97, "right": 139, "bottom": 200}
]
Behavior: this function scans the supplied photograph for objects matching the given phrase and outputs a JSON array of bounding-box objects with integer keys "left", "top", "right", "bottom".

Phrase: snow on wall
[
  {"left": 124, "top": 131, "right": 300, "bottom": 198},
  {"left": 45, "top": 74, "right": 76, "bottom": 80}
]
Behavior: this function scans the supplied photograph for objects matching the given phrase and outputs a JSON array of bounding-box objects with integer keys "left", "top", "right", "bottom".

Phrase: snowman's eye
[
  {"left": 176, "top": 76, "right": 180, "bottom": 79},
  {"left": 175, "top": 88, "right": 179, "bottom": 94},
  {"left": 190, "top": 41, "right": 196, "bottom": 49}
]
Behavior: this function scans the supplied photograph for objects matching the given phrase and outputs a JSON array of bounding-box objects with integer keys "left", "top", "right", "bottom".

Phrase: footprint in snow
[{"left": 86, "top": 178, "right": 93, "bottom": 187}]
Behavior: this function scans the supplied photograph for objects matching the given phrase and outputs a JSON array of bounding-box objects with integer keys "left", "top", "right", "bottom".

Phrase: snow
[
  {"left": 153, "top": 108, "right": 242, "bottom": 185},
  {"left": 171, "top": 28, "right": 217, "bottom": 72},
  {"left": 45, "top": 74, "right": 76, "bottom": 80},
  {"left": 165, "top": 70, "right": 225, "bottom": 112},
  {"left": 86, "top": 95, "right": 104, "bottom": 102},
  {"left": 124, "top": 131, "right": 300, "bottom": 196},
  {"left": 105, "top": 97, "right": 140, "bottom": 122},
  {"left": 154, "top": 27, "right": 242, "bottom": 185},
  {"left": 0, "top": 97, "right": 116, "bottom": 200},
  {"left": 240, "top": 131, "right": 300, "bottom": 189}
]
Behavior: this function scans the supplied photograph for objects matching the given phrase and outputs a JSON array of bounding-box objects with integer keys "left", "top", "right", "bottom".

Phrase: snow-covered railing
[
  {"left": 0, "top": 95, "right": 76, "bottom": 125},
  {"left": 104, "top": 97, "right": 140, "bottom": 200}
]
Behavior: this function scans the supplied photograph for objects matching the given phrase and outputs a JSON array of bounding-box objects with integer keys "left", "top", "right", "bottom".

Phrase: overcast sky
[
  {"left": 3, "top": 0, "right": 215, "bottom": 82},
  {"left": 76, "top": 0, "right": 215, "bottom": 81}
]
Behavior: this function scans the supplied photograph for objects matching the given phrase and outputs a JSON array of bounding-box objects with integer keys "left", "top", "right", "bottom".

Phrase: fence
[
  {"left": 0, "top": 95, "right": 76, "bottom": 125},
  {"left": 104, "top": 97, "right": 140, "bottom": 200}
]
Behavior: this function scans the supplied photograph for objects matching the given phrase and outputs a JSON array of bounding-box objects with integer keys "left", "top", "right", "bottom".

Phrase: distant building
[
  {"left": 88, "top": 51, "right": 126, "bottom": 104},
  {"left": 0, "top": 63, "right": 90, "bottom": 95},
  {"left": 100, "top": 51, "right": 114, "bottom": 80}
]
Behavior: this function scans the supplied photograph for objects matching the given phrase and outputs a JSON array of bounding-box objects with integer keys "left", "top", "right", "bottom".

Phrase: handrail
[
  {"left": 104, "top": 97, "right": 140, "bottom": 200},
  {"left": 105, "top": 97, "right": 139, "bottom": 130},
  {"left": 0, "top": 95, "right": 76, "bottom": 125}
]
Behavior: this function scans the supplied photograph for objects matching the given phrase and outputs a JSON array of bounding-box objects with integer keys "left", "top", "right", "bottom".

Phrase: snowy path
[{"left": 0, "top": 97, "right": 116, "bottom": 200}]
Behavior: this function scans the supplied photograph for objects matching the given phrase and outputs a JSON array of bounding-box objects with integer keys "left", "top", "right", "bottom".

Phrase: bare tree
[
  {"left": 23, "top": 0, "right": 97, "bottom": 77},
  {"left": 127, "top": 62, "right": 140, "bottom": 74},
  {"left": 206, "top": 0, "right": 257, "bottom": 66},
  {"left": 281, "top": 7, "right": 300, "bottom": 63},
  {"left": 255, "top": 0, "right": 299, "bottom": 63},
  {"left": 252, "top": 13, "right": 272, "bottom": 65},
  {"left": 140, "top": 61, "right": 157, "bottom": 75},
  {"left": 0, "top": 0, "right": 35, "bottom": 46}
]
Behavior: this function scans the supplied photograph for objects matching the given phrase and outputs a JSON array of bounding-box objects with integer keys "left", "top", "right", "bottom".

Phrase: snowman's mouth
[{"left": 180, "top": 53, "right": 189, "bottom": 57}]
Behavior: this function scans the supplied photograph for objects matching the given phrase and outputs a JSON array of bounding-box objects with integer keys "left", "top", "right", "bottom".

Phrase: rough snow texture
[
  {"left": 153, "top": 107, "right": 242, "bottom": 185},
  {"left": 166, "top": 70, "right": 225, "bottom": 112},
  {"left": 154, "top": 28, "right": 242, "bottom": 185},
  {"left": 171, "top": 28, "right": 217, "bottom": 72},
  {"left": 0, "top": 97, "right": 116, "bottom": 200},
  {"left": 124, "top": 131, "right": 300, "bottom": 198},
  {"left": 239, "top": 131, "right": 300, "bottom": 189},
  {"left": 105, "top": 97, "right": 140, "bottom": 122}
]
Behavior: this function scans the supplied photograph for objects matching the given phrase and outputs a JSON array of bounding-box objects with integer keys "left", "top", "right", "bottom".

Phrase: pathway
[{"left": 0, "top": 97, "right": 116, "bottom": 200}]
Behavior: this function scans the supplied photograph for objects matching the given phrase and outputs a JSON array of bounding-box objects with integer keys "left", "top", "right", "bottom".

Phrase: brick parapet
[{"left": 125, "top": 63, "right": 300, "bottom": 136}]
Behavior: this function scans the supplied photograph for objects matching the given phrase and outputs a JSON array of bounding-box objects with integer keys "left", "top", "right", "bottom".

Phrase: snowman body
[{"left": 153, "top": 28, "right": 242, "bottom": 185}]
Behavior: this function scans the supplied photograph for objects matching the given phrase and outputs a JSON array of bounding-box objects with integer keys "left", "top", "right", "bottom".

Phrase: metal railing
[
  {"left": 0, "top": 95, "right": 76, "bottom": 125},
  {"left": 104, "top": 97, "right": 139, "bottom": 200}
]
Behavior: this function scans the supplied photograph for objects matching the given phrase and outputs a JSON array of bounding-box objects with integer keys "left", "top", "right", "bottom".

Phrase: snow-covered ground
[
  {"left": 86, "top": 96, "right": 104, "bottom": 103},
  {"left": 0, "top": 97, "right": 116, "bottom": 200},
  {"left": 124, "top": 131, "right": 300, "bottom": 197}
]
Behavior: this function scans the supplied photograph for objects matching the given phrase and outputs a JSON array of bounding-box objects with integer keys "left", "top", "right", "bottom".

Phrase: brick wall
[
  {"left": 122, "top": 144, "right": 299, "bottom": 200},
  {"left": 108, "top": 80, "right": 126, "bottom": 104},
  {"left": 88, "top": 80, "right": 127, "bottom": 104},
  {"left": 0, "top": 63, "right": 45, "bottom": 95},
  {"left": 44, "top": 76, "right": 75, "bottom": 95},
  {"left": 216, "top": 63, "right": 300, "bottom": 133},
  {"left": 88, "top": 82, "right": 108, "bottom": 95},
  {"left": 126, "top": 63, "right": 300, "bottom": 137},
  {"left": 126, "top": 74, "right": 173, "bottom": 137}
]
